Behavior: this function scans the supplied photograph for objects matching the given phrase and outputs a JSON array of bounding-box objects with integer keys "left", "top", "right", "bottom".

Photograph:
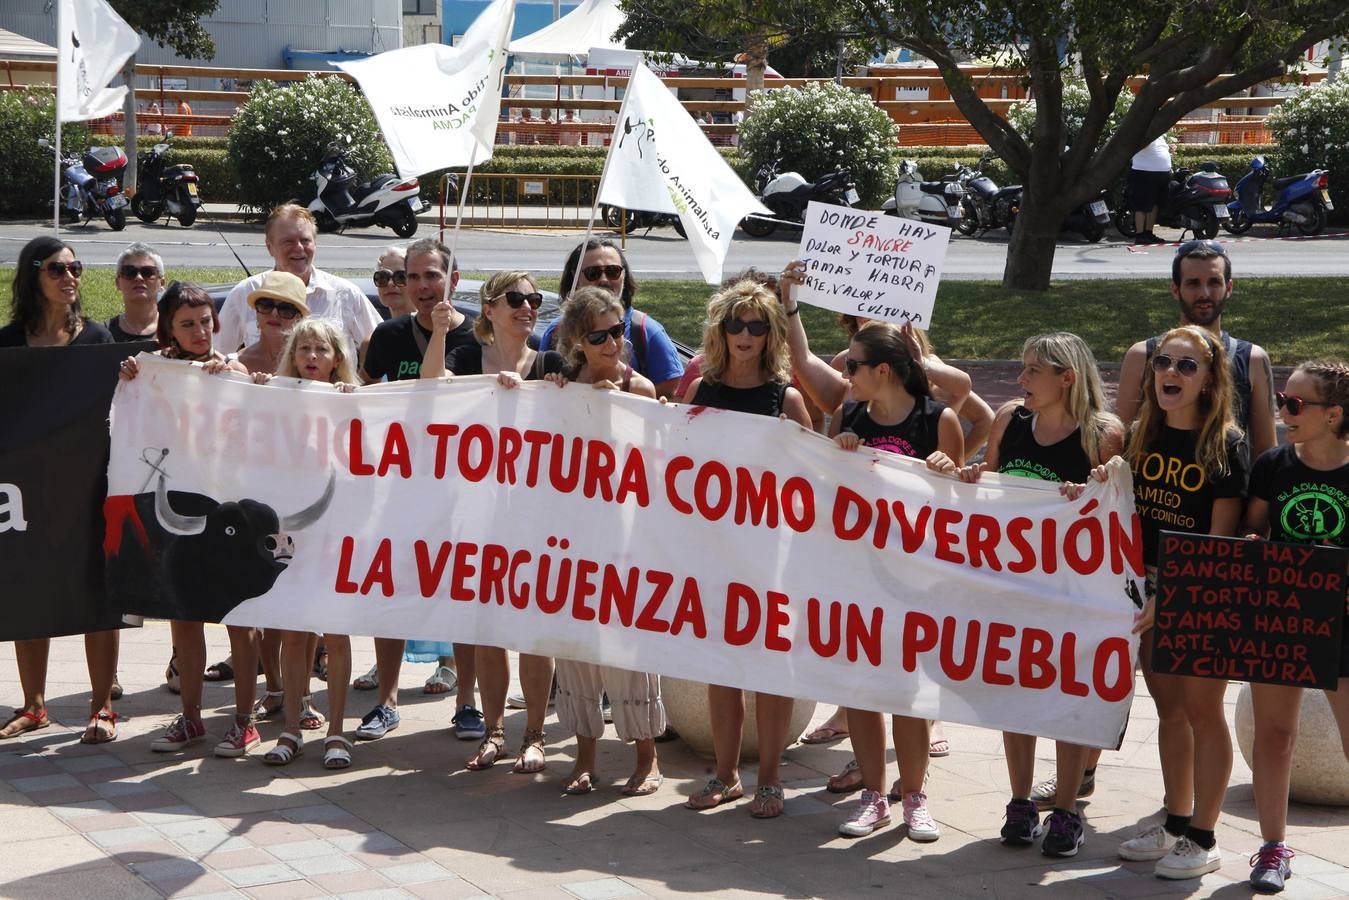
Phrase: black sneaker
[
  {"left": 1000, "top": 798, "right": 1043, "bottom": 846},
  {"left": 1041, "top": 809, "right": 1085, "bottom": 857}
]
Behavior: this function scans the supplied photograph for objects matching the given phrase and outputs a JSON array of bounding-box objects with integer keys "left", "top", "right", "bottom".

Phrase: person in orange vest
[{"left": 177, "top": 99, "right": 193, "bottom": 137}]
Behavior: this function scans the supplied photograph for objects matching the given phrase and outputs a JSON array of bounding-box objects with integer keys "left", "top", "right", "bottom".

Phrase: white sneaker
[
  {"left": 1155, "top": 836, "right": 1222, "bottom": 879},
  {"left": 901, "top": 791, "right": 940, "bottom": 842},
  {"left": 1119, "top": 823, "right": 1179, "bottom": 861}
]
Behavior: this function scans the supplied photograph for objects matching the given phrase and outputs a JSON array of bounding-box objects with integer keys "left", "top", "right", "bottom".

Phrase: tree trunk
[
  {"left": 744, "top": 31, "right": 767, "bottom": 108},
  {"left": 1001, "top": 189, "right": 1072, "bottom": 290},
  {"left": 122, "top": 53, "right": 137, "bottom": 194}
]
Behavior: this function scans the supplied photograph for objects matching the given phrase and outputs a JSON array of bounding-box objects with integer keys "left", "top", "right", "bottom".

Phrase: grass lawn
[{"left": 2, "top": 267, "right": 1342, "bottom": 365}]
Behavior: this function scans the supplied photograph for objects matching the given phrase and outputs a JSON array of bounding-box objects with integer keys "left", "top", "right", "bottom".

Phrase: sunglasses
[
  {"left": 372, "top": 269, "right": 407, "bottom": 287},
  {"left": 1175, "top": 239, "right": 1227, "bottom": 258},
  {"left": 585, "top": 323, "right": 625, "bottom": 346},
  {"left": 496, "top": 290, "right": 544, "bottom": 309},
  {"left": 254, "top": 297, "right": 303, "bottom": 319},
  {"left": 1150, "top": 354, "right": 1201, "bottom": 376},
  {"left": 844, "top": 357, "right": 882, "bottom": 375},
  {"left": 581, "top": 264, "right": 625, "bottom": 282},
  {"left": 1276, "top": 392, "right": 1333, "bottom": 416},
  {"left": 38, "top": 260, "right": 83, "bottom": 279},
  {"left": 722, "top": 317, "right": 770, "bottom": 337},
  {"left": 118, "top": 264, "right": 160, "bottom": 280}
]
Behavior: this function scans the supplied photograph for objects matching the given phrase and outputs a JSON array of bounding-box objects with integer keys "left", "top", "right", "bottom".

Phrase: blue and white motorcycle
[{"left": 1224, "top": 156, "right": 1332, "bottom": 236}]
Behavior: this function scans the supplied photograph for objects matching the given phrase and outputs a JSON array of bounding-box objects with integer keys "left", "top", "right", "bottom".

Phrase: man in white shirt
[{"left": 217, "top": 204, "right": 381, "bottom": 359}]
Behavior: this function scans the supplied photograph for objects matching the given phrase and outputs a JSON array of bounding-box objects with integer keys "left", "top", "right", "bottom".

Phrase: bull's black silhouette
[{"left": 105, "top": 472, "right": 335, "bottom": 622}]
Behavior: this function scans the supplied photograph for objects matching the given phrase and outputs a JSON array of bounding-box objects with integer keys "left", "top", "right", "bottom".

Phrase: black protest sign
[
  {"left": 0, "top": 342, "right": 152, "bottom": 640},
  {"left": 1151, "top": 531, "right": 1347, "bottom": 689}
]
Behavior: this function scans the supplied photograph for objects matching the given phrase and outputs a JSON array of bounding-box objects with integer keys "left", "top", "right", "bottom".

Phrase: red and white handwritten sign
[
  {"left": 796, "top": 200, "right": 951, "bottom": 326},
  {"left": 107, "top": 355, "right": 1143, "bottom": 748}
]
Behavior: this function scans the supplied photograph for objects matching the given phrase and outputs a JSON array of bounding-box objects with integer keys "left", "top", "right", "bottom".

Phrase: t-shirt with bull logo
[
  {"left": 1131, "top": 424, "right": 1249, "bottom": 566},
  {"left": 837, "top": 397, "right": 946, "bottom": 460}
]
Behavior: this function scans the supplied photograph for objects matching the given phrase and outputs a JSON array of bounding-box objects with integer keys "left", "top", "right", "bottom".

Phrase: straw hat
[{"left": 246, "top": 271, "right": 310, "bottom": 315}]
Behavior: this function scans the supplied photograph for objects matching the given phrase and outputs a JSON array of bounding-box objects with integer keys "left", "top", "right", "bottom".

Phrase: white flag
[
  {"left": 337, "top": 0, "right": 515, "bottom": 178},
  {"left": 57, "top": 0, "right": 141, "bottom": 123},
  {"left": 598, "top": 62, "right": 769, "bottom": 284}
]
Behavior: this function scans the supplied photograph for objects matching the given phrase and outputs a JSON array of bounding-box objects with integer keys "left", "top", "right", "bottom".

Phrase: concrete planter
[
  {"left": 661, "top": 676, "right": 816, "bottom": 761},
  {"left": 1235, "top": 683, "right": 1349, "bottom": 806}
]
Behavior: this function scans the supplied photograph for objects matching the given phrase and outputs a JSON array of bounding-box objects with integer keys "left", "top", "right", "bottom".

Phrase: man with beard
[{"left": 1116, "top": 239, "right": 1276, "bottom": 456}]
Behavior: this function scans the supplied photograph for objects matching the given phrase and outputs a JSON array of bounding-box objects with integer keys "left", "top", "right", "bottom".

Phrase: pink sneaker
[
  {"left": 214, "top": 720, "right": 261, "bottom": 758},
  {"left": 150, "top": 715, "right": 206, "bottom": 752},
  {"left": 902, "top": 791, "right": 941, "bottom": 842},
  {"left": 839, "top": 789, "right": 891, "bottom": 837}
]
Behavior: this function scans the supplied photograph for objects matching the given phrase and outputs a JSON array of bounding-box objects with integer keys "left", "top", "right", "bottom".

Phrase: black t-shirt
[
  {"left": 1132, "top": 424, "right": 1249, "bottom": 565},
  {"left": 0, "top": 319, "right": 113, "bottom": 347},
  {"left": 691, "top": 379, "right": 788, "bottom": 418},
  {"left": 1249, "top": 445, "right": 1349, "bottom": 548},
  {"left": 447, "top": 344, "right": 565, "bottom": 379},
  {"left": 996, "top": 406, "right": 1092, "bottom": 483},
  {"left": 362, "top": 314, "right": 476, "bottom": 382},
  {"left": 106, "top": 315, "right": 157, "bottom": 344},
  {"left": 838, "top": 397, "right": 946, "bottom": 459}
]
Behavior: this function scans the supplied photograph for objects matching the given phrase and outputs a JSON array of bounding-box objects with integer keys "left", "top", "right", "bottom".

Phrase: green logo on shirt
[{"left": 1278, "top": 485, "right": 1346, "bottom": 542}]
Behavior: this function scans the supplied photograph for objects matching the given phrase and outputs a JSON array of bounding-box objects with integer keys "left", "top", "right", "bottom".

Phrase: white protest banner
[
  {"left": 336, "top": 0, "right": 515, "bottom": 178},
  {"left": 57, "top": 0, "right": 141, "bottom": 122},
  {"left": 597, "top": 61, "right": 770, "bottom": 285},
  {"left": 796, "top": 201, "right": 951, "bottom": 326},
  {"left": 106, "top": 355, "right": 1145, "bottom": 748}
]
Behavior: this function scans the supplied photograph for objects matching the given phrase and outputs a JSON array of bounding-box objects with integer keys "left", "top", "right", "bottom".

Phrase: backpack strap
[{"left": 630, "top": 309, "right": 648, "bottom": 376}]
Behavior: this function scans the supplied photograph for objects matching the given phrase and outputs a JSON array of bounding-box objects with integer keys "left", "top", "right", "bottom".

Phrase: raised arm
[
  {"left": 419, "top": 302, "right": 452, "bottom": 380},
  {"left": 780, "top": 260, "right": 848, "bottom": 412}
]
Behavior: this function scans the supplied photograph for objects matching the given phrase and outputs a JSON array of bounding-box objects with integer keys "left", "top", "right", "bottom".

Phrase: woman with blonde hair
[
  {"left": 957, "top": 332, "right": 1124, "bottom": 856},
  {"left": 553, "top": 286, "right": 656, "bottom": 398},
  {"left": 423, "top": 269, "right": 565, "bottom": 775},
  {"left": 681, "top": 278, "right": 811, "bottom": 818}
]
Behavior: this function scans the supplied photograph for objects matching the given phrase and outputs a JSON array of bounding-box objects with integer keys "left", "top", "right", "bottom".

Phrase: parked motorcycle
[
  {"left": 38, "top": 138, "right": 129, "bottom": 230},
  {"left": 950, "top": 154, "right": 1020, "bottom": 235},
  {"left": 739, "top": 163, "right": 858, "bottom": 237},
  {"left": 601, "top": 204, "right": 687, "bottom": 238},
  {"left": 307, "top": 148, "right": 423, "bottom": 237},
  {"left": 1114, "top": 162, "right": 1231, "bottom": 240},
  {"left": 881, "top": 159, "right": 966, "bottom": 231},
  {"left": 1223, "top": 156, "right": 1332, "bottom": 236},
  {"left": 132, "top": 140, "right": 201, "bottom": 227}
]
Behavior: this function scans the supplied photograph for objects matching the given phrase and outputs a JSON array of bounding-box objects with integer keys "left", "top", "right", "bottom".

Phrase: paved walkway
[{"left": 2, "top": 622, "right": 1347, "bottom": 899}]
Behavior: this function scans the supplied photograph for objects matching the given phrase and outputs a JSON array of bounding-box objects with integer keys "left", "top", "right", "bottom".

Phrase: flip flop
[
  {"left": 423, "top": 665, "right": 456, "bottom": 695},
  {"left": 826, "top": 759, "right": 864, "bottom": 794},
  {"left": 800, "top": 724, "right": 850, "bottom": 745},
  {"left": 685, "top": 777, "right": 744, "bottom": 810},
  {"left": 563, "top": 771, "right": 597, "bottom": 795},
  {"left": 928, "top": 739, "right": 951, "bottom": 758},
  {"left": 621, "top": 772, "right": 663, "bottom": 797}
]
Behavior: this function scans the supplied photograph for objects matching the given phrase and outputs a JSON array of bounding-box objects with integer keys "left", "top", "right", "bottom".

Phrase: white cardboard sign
[{"left": 796, "top": 201, "right": 951, "bottom": 326}]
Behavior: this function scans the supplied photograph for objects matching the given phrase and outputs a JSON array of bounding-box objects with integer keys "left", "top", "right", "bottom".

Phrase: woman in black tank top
[
  {"left": 957, "top": 332, "right": 1124, "bottom": 857},
  {"left": 681, "top": 279, "right": 810, "bottom": 820},
  {"left": 830, "top": 322, "right": 962, "bottom": 841}
]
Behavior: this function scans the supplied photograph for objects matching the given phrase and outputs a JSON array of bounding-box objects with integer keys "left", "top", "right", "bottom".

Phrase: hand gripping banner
[{"left": 106, "top": 355, "right": 1145, "bottom": 748}]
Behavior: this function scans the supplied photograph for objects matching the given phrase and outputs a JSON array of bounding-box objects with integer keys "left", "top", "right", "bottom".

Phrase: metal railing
[{"left": 437, "top": 172, "right": 603, "bottom": 231}]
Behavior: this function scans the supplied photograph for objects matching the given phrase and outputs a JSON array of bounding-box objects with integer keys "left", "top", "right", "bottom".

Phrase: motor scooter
[
  {"left": 739, "top": 162, "right": 858, "bottom": 237},
  {"left": 38, "top": 138, "right": 129, "bottom": 230},
  {"left": 307, "top": 148, "right": 423, "bottom": 237},
  {"left": 1114, "top": 163, "right": 1231, "bottom": 240},
  {"left": 132, "top": 138, "right": 201, "bottom": 227},
  {"left": 601, "top": 204, "right": 686, "bottom": 238},
  {"left": 1223, "top": 156, "right": 1332, "bottom": 236},
  {"left": 881, "top": 159, "right": 966, "bottom": 231}
]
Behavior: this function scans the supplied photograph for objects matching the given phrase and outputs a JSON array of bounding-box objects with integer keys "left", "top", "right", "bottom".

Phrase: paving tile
[
  {"left": 175, "top": 834, "right": 256, "bottom": 856},
  {"left": 94, "top": 778, "right": 164, "bottom": 798},
  {"left": 327, "top": 831, "right": 411, "bottom": 855},
  {"left": 10, "top": 772, "right": 82, "bottom": 792},
  {"left": 218, "top": 862, "right": 305, "bottom": 889},
  {"left": 112, "top": 789, "right": 187, "bottom": 812},
  {"left": 153, "top": 872, "right": 243, "bottom": 899},
  {"left": 127, "top": 856, "right": 211, "bottom": 883},
  {"left": 134, "top": 805, "right": 206, "bottom": 826},
  {"left": 200, "top": 848, "right": 280, "bottom": 870},
  {"left": 403, "top": 880, "right": 491, "bottom": 900},
  {"left": 87, "top": 824, "right": 166, "bottom": 848},
  {"left": 335, "top": 890, "right": 414, "bottom": 900},
  {"left": 243, "top": 821, "right": 318, "bottom": 846},
  {"left": 281, "top": 803, "right": 350, "bottom": 824},
  {"left": 44, "top": 797, "right": 120, "bottom": 820},
  {"left": 378, "top": 861, "right": 456, "bottom": 886},
  {"left": 560, "top": 877, "right": 646, "bottom": 899},
  {"left": 71, "top": 811, "right": 146, "bottom": 832},
  {"left": 107, "top": 839, "right": 196, "bottom": 865},
  {"left": 0, "top": 805, "right": 73, "bottom": 842},
  {"left": 310, "top": 869, "right": 394, "bottom": 893},
  {"left": 0, "top": 861, "right": 162, "bottom": 900},
  {"left": 286, "top": 854, "right": 365, "bottom": 878},
  {"left": 245, "top": 881, "right": 334, "bottom": 899},
  {"left": 267, "top": 838, "right": 341, "bottom": 861},
  {"left": 22, "top": 784, "right": 101, "bottom": 804},
  {"left": 54, "top": 753, "right": 128, "bottom": 773}
]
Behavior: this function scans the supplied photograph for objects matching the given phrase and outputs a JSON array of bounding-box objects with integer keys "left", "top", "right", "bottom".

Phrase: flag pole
[
  {"left": 574, "top": 54, "right": 641, "bottom": 298},
  {"left": 448, "top": 143, "right": 478, "bottom": 264},
  {"left": 53, "top": 0, "right": 63, "bottom": 233}
]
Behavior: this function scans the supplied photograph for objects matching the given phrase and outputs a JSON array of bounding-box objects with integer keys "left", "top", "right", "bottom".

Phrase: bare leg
[
  {"left": 453, "top": 643, "right": 477, "bottom": 709},
  {"left": 567, "top": 734, "right": 598, "bottom": 790},
  {"left": 846, "top": 708, "right": 888, "bottom": 793},
  {"left": 1003, "top": 731, "right": 1036, "bottom": 798},
  {"left": 893, "top": 715, "right": 930, "bottom": 796},
  {"left": 707, "top": 684, "right": 744, "bottom": 787},
  {"left": 475, "top": 646, "right": 509, "bottom": 734},
  {"left": 84, "top": 629, "right": 119, "bottom": 719},
  {"left": 15, "top": 638, "right": 50, "bottom": 711},
  {"left": 629, "top": 737, "right": 658, "bottom": 787},
  {"left": 373, "top": 637, "right": 403, "bottom": 709},
  {"left": 1142, "top": 642, "right": 1194, "bottom": 816},
  {"left": 324, "top": 634, "right": 351, "bottom": 737},
  {"left": 754, "top": 693, "right": 793, "bottom": 788},
  {"left": 1182, "top": 675, "right": 1232, "bottom": 830},
  {"left": 1053, "top": 742, "right": 1088, "bottom": 809},
  {"left": 259, "top": 629, "right": 283, "bottom": 693},
  {"left": 279, "top": 631, "right": 311, "bottom": 736},
  {"left": 170, "top": 621, "right": 206, "bottom": 728},
  {"left": 1250, "top": 682, "right": 1301, "bottom": 842},
  {"left": 1326, "top": 678, "right": 1349, "bottom": 761},
  {"left": 520, "top": 653, "right": 554, "bottom": 734},
  {"left": 226, "top": 626, "right": 257, "bottom": 717}
]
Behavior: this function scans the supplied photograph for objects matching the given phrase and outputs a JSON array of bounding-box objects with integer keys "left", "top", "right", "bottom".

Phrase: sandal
[
  {"left": 801, "top": 724, "right": 849, "bottom": 745},
  {"left": 313, "top": 647, "right": 328, "bottom": 682},
  {"left": 748, "top": 784, "right": 785, "bottom": 819},
  {"left": 562, "top": 771, "right": 597, "bottom": 795},
  {"left": 928, "top": 738, "right": 951, "bottom": 758},
  {"left": 299, "top": 695, "right": 325, "bottom": 730},
  {"left": 826, "top": 758, "right": 864, "bottom": 795},
  {"left": 110, "top": 675, "right": 123, "bottom": 701},
  {"left": 253, "top": 689, "right": 284, "bottom": 722},
  {"left": 512, "top": 728, "right": 547, "bottom": 774},
  {"left": 80, "top": 711, "right": 118, "bottom": 745},
  {"left": 352, "top": 664, "right": 379, "bottom": 691},
  {"left": 621, "top": 771, "right": 663, "bottom": 797},
  {"left": 164, "top": 649, "right": 181, "bottom": 694},
  {"left": 466, "top": 728, "right": 506, "bottom": 771},
  {"left": 685, "top": 777, "right": 744, "bottom": 810},
  {"left": 887, "top": 770, "right": 930, "bottom": 804},
  {"left": 323, "top": 735, "right": 353, "bottom": 770},
  {"left": 423, "top": 665, "right": 456, "bottom": 695},
  {"left": 204, "top": 657, "right": 235, "bottom": 681},
  {"left": 0, "top": 708, "right": 50, "bottom": 739},
  {"left": 264, "top": 732, "right": 303, "bottom": 766}
]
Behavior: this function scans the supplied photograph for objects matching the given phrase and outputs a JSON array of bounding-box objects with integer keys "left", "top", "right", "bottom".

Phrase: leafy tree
[
  {"left": 618, "top": 0, "right": 1349, "bottom": 290},
  {"left": 107, "top": 0, "right": 221, "bottom": 192}
]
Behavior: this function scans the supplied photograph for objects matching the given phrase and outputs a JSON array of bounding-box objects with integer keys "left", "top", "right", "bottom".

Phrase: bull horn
[
  {"left": 154, "top": 475, "right": 207, "bottom": 536},
  {"left": 280, "top": 469, "right": 336, "bottom": 531}
]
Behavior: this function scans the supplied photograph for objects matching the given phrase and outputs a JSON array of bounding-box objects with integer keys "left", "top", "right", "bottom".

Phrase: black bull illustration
[{"left": 104, "top": 472, "right": 335, "bottom": 622}]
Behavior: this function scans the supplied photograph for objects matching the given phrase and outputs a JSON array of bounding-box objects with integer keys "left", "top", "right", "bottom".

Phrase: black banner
[
  {"left": 0, "top": 341, "right": 153, "bottom": 640},
  {"left": 1152, "top": 531, "right": 1348, "bottom": 689}
]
